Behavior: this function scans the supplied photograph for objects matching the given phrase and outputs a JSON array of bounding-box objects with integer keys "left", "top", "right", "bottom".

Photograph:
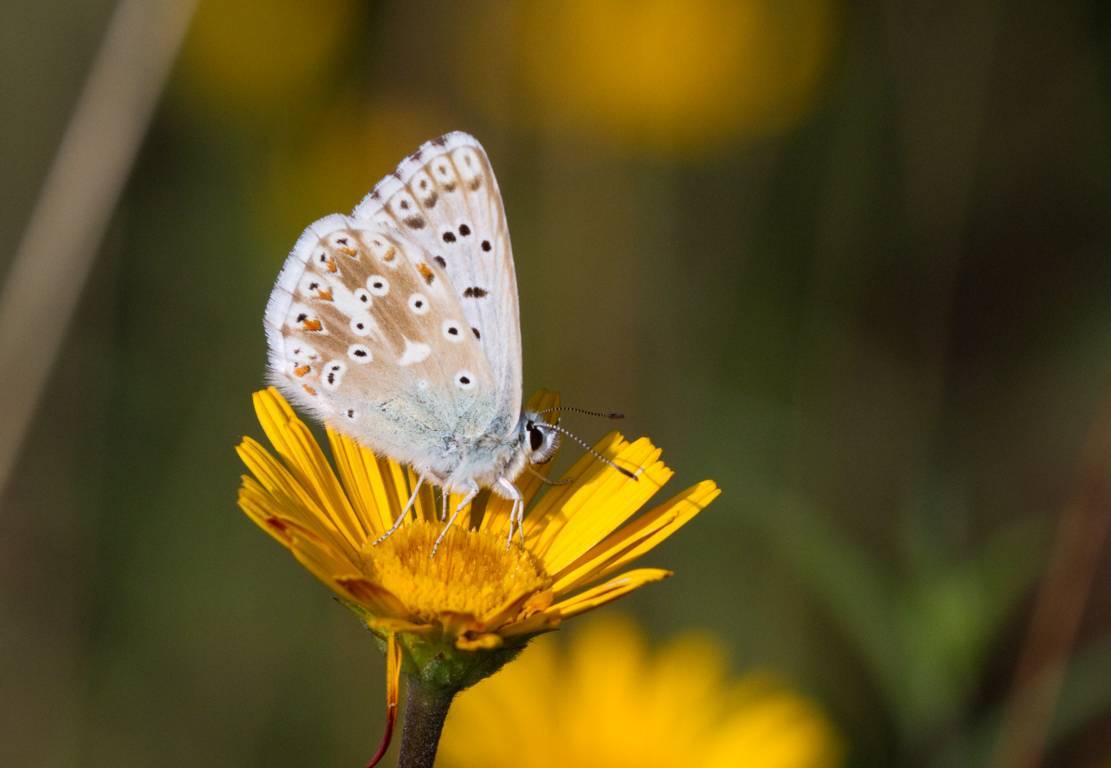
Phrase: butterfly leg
[
  {"left": 495, "top": 478, "right": 526, "bottom": 549},
  {"left": 431, "top": 481, "right": 480, "bottom": 558},
  {"left": 374, "top": 474, "right": 426, "bottom": 546},
  {"left": 439, "top": 488, "right": 449, "bottom": 521}
]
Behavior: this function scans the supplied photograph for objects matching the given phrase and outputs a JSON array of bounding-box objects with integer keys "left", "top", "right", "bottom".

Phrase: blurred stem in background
[
  {"left": 988, "top": 383, "right": 1111, "bottom": 768},
  {"left": 0, "top": 0, "right": 196, "bottom": 498}
]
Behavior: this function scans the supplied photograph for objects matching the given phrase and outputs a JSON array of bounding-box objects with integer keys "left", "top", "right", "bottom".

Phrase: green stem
[{"left": 396, "top": 674, "right": 458, "bottom": 768}]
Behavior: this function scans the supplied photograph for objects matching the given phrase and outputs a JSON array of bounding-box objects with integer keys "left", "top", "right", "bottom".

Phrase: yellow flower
[
  {"left": 178, "top": 0, "right": 358, "bottom": 122},
  {"left": 465, "top": 0, "right": 838, "bottom": 158},
  {"left": 439, "top": 615, "right": 843, "bottom": 768},
  {"left": 236, "top": 386, "right": 718, "bottom": 658}
]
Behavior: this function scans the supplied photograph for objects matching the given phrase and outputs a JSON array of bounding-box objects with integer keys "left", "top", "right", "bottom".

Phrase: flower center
[{"left": 363, "top": 520, "right": 551, "bottom": 623}]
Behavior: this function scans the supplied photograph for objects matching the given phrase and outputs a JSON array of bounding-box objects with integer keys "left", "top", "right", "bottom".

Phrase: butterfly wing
[
  {"left": 351, "top": 132, "right": 523, "bottom": 431},
  {"left": 264, "top": 214, "right": 499, "bottom": 477}
]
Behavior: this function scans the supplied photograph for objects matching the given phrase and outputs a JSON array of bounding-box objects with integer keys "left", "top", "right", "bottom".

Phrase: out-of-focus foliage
[{"left": 2, "top": 0, "right": 1111, "bottom": 766}]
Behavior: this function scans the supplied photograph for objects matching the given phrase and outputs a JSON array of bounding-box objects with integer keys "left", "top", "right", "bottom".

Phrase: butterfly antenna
[
  {"left": 538, "top": 405, "right": 625, "bottom": 419},
  {"left": 535, "top": 422, "right": 638, "bottom": 480}
]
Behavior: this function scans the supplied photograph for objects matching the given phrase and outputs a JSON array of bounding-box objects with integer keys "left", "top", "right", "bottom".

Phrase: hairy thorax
[{"left": 441, "top": 431, "right": 527, "bottom": 493}]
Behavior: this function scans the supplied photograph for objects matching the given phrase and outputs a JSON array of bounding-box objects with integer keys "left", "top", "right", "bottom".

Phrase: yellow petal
[
  {"left": 522, "top": 432, "right": 628, "bottom": 548},
  {"left": 703, "top": 680, "right": 842, "bottom": 768},
  {"left": 534, "top": 436, "right": 674, "bottom": 573},
  {"left": 252, "top": 388, "right": 366, "bottom": 551},
  {"left": 286, "top": 532, "right": 407, "bottom": 619},
  {"left": 543, "top": 568, "right": 672, "bottom": 620},
  {"left": 550, "top": 480, "right": 720, "bottom": 593},
  {"left": 366, "top": 632, "right": 402, "bottom": 767},
  {"left": 365, "top": 617, "right": 437, "bottom": 635},
  {"left": 236, "top": 479, "right": 296, "bottom": 547},
  {"left": 236, "top": 470, "right": 345, "bottom": 550},
  {"left": 325, "top": 428, "right": 382, "bottom": 536},
  {"left": 455, "top": 632, "right": 504, "bottom": 651},
  {"left": 498, "top": 610, "right": 562, "bottom": 638}
]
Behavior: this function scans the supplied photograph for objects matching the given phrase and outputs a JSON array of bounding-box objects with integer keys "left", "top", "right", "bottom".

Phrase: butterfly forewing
[{"left": 351, "top": 132, "right": 522, "bottom": 430}]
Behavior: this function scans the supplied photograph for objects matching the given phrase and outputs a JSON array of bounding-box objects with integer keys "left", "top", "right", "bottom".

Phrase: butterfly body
[{"left": 264, "top": 133, "right": 558, "bottom": 542}]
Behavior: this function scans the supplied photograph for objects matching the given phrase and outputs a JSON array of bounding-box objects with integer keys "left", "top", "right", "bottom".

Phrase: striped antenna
[{"left": 534, "top": 422, "right": 638, "bottom": 480}]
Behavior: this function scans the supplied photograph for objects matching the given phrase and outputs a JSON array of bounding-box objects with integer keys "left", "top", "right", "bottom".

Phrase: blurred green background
[{"left": 3, "top": 0, "right": 1111, "bottom": 766}]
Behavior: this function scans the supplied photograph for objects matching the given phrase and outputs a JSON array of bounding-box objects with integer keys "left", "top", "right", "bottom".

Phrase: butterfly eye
[
  {"left": 408, "top": 293, "right": 429, "bottom": 315},
  {"left": 366, "top": 275, "right": 390, "bottom": 296},
  {"left": 529, "top": 426, "right": 544, "bottom": 452},
  {"left": 442, "top": 320, "right": 463, "bottom": 342}
]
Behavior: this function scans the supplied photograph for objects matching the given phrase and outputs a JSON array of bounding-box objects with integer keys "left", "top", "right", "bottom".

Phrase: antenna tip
[
  {"left": 609, "top": 412, "right": 625, "bottom": 419},
  {"left": 617, "top": 466, "right": 638, "bottom": 480}
]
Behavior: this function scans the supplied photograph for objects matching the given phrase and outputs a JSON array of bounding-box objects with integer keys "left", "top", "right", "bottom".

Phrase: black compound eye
[{"left": 529, "top": 426, "right": 544, "bottom": 452}]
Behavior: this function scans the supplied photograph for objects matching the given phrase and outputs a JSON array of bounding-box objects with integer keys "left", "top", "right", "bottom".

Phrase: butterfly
[{"left": 264, "top": 133, "right": 630, "bottom": 554}]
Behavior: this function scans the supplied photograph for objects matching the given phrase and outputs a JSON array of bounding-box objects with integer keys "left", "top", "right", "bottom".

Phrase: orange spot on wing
[
  {"left": 317, "top": 288, "right": 333, "bottom": 301},
  {"left": 416, "top": 263, "right": 435, "bottom": 285},
  {"left": 302, "top": 384, "right": 318, "bottom": 396},
  {"left": 383, "top": 247, "right": 396, "bottom": 263},
  {"left": 293, "top": 365, "right": 311, "bottom": 377},
  {"left": 325, "top": 258, "right": 337, "bottom": 273},
  {"left": 336, "top": 245, "right": 357, "bottom": 256},
  {"left": 302, "top": 319, "right": 323, "bottom": 332}
]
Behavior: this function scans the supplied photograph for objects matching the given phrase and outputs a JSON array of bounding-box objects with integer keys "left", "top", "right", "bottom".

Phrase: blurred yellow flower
[
  {"left": 468, "top": 0, "right": 838, "bottom": 157},
  {"left": 439, "top": 615, "right": 842, "bottom": 768},
  {"left": 236, "top": 387, "right": 718, "bottom": 653},
  {"left": 178, "top": 0, "right": 358, "bottom": 120}
]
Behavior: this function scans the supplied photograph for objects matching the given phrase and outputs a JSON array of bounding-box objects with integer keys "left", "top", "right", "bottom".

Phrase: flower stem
[{"left": 396, "top": 674, "right": 458, "bottom": 768}]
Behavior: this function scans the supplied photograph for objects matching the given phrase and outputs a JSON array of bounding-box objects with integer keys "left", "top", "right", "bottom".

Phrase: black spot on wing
[{"left": 462, "top": 286, "right": 488, "bottom": 298}]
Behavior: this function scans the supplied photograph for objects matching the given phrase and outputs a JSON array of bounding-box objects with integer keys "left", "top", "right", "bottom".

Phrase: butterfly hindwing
[
  {"left": 265, "top": 213, "right": 496, "bottom": 474},
  {"left": 351, "top": 132, "right": 522, "bottom": 433}
]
